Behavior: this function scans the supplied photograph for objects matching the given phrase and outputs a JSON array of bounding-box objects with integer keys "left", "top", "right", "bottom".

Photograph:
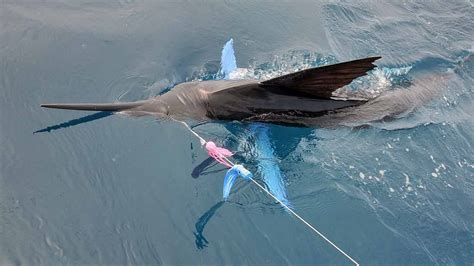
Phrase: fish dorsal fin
[{"left": 260, "top": 56, "right": 382, "bottom": 99}]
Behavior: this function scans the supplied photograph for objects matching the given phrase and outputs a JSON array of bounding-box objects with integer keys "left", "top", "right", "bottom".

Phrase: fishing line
[{"left": 178, "top": 120, "right": 360, "bottom": 265}]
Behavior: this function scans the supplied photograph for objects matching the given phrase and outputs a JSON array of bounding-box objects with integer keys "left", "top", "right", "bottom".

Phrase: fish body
[{"left": 42, "top": 57, "right": 380, "bottom": 127}]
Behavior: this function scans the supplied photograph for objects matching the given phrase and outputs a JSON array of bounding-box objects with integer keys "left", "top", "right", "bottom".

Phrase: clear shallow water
[{"left": 1, "top": 1, "right": 473, "bottom": 265}]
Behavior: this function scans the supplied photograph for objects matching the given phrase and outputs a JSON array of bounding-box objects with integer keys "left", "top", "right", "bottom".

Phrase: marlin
[{"left": 41, "top": 57, "right": 382, "bottom": 127}]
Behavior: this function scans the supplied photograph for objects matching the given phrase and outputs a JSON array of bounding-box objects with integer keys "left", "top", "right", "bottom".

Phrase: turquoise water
[{"left": 1, "top": 1, "right": 473, "bottom": 265}]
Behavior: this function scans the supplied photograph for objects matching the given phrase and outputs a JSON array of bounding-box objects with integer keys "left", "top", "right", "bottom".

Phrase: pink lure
[{"left": 205, "top": 141, "right": 233, "bottom": 168}]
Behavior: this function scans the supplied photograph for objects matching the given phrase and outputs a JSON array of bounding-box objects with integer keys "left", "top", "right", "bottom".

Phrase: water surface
[{"left": 1, "top": 1, "right": 473, "bottom": 264}]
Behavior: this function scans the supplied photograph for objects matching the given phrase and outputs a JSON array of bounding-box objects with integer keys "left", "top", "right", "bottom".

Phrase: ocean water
[{"left": 1, "top": 1, "right": 473, "bottom": 265}]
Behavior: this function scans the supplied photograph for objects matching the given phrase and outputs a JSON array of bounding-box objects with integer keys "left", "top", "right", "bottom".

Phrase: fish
[{"left": 41, "top": 56, "right": 382, "bottom": 127}]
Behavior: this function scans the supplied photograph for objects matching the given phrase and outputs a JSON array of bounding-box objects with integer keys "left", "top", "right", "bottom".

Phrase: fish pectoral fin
[{"left": 260, "top": 56, "right": 382, "bottom": 99}]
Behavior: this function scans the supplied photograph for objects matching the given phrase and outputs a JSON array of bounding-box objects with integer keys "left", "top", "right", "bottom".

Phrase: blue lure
[{"left": 223, "top": 165, "right": 253, "bottom": 200}]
